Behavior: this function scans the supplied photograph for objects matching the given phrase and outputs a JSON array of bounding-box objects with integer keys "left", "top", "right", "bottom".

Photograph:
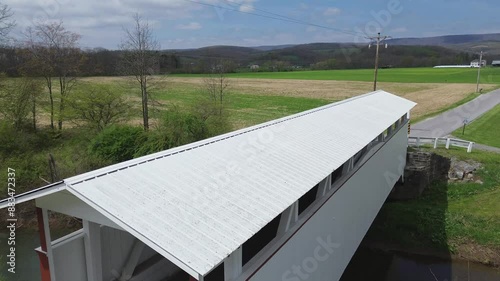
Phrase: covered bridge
[{"left": 0, "top": 90, "right": 416, "bottom": 281}]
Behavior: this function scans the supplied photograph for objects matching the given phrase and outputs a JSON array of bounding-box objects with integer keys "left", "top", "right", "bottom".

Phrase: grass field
[
  {"left": 452, "top": 104, "right": 500, "bottom": 148},
  {"left": 79, "top": 77, "right": 331, "bottom": 129},
  {"left": 77, "top": 75, "right": 499, "bottom": 127},
  {"left": 368, "top": 147, "right": 500, "bottom": 265},
  {"left": 174, "top": 67, "right": 500, "bottom": 84},
  {"left": 164, "top": 77, "right": 496, "bottom": 121}
]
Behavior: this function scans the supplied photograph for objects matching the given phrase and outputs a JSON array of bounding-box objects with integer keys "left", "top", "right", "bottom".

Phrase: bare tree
[
  {"left": 204, "top": 59, "right": 232, "bottom": 115},
  {"left": 120, "top": 13, "right": 160, "bottom": 131},
  {"left": 22, "top": 21, "right": 83, "bottom": 130},
  {"left": 0, "top": 3, "right": 14, "bottom": 42},
  {"left": 67, "top": 85, "right": 132, "bottom": 131}
]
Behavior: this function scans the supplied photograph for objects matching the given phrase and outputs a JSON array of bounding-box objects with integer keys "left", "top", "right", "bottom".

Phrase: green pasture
[
  {"left": 174, "top": 67, "right": 500, "bottom": 84},
  {"left": 453, "top": 104, "right": 500, "bottom": 148}
]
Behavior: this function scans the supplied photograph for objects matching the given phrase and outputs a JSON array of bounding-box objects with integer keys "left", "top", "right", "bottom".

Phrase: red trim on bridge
[{"left": 36, "top": 208, "right": 51, "bottom": 281}]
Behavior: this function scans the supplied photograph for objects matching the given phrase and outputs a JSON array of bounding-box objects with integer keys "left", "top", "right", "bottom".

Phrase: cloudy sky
[{"left": 4, "top": 0, "right": 500, "bottom": 49}]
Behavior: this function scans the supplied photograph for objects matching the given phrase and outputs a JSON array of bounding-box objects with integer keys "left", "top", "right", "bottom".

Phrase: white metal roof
[{"left": 60, "top": 90, "right": 415, "bottom": 277}]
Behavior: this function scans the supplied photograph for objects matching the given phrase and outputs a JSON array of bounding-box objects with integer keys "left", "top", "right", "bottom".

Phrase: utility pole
[
  {"left": 476, "top": 51, "right": 485, "bottom": 93},
  {"left": 368, "top": 32, "right": 390, "bottom": 91}
]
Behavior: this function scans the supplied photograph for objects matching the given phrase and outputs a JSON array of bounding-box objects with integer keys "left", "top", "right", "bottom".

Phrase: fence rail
[{"left": 408, "top": 136, "right": 474, "bottom": 153}]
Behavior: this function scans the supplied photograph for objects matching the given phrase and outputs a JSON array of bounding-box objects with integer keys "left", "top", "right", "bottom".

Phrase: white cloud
[
  {"left": 239, "top": 4, "right": 255, "bottom": 13},
  {"left": 176, "top": 22, "right": 202, "bottom": 30},
  {"left": 3, "top": 0, "right": 202, "bottom": 30},
  {"left": 2, "top": 0, "right": 208, "bottom": 47},
  {"left": 324, "top": 7, "right": 341, "bottom": 16},
  {"left": 228, "top": 0, "right": 256, "bottom": 13}
]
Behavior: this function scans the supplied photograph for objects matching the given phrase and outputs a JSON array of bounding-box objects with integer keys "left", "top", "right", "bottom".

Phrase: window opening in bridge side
[
  {"left": 387, "top": 117, "right": 403, "bottom": 139},
  {"left": 353, "top": 145, "right": 368, "bottom": 167},
  {"left": 331, "top": 165, "right": 343, "bottom": 186},
  {"left": 377, "top": 133, "right": 385, "bottom": 142},
  {"left": 298, "top": 184, "right": 319, "bottom": 215},
  {"left": 397, "top": 114, "right": 407, "bottom": 130},
  {"left": 242, "top": 214, "right": 281, "bottom": 266},
  {"left": 392, "top": 120, "right": 399, "bottom": 133},
  {"left": 385, "top": 124, "right": 393, "bottom": 139}
]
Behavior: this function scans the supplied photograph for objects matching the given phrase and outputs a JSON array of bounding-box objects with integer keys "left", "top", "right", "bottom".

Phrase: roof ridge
[{"left": 69, "top": 91, "right": 382, "bottom": 185}]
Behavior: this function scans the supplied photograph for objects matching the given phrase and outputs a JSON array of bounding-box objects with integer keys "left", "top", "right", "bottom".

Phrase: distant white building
[
  {"left": 250, "top": 64, "right": 260, "bottom": 70},
  {"left": 470, "top": 59, "right": 487, "bottom": 68},
  {"left": 434, "top": 65, "right": 471, "bottom": 68},
  {"left": 492, "top": 60, "right": 500, "bottom": 67}
]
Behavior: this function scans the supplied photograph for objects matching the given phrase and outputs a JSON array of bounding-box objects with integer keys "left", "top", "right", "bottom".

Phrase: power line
[
  {"left": 183, "top": 0, "right": 364, "bottom": 38},
  {"left": 219, "top": 0, "right": 361, "bottom": 37}
]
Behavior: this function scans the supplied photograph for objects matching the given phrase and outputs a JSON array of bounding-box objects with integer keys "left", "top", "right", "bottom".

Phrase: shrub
[
  {"left": 0, "top": 78, "right": 42, "bottom": 130},
  {"left": 0, "top": 121, "right": 26, "bottom": 156},
  {"left": 0, "top": 153, "right": 49, "bottom": 194},
  {"left": 89, "top": 125, "right": 143, "bottom": 162},
  {"left": 191, "top": 98, "right": 231, "bottom": 137},
  {"left": 134, "top": 106, "right": 212, "bottom": 158},
  {"left": 133, "top": 130, "right": 169, "bottom": 158}
]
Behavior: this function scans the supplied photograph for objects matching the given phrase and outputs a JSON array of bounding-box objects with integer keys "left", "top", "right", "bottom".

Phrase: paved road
[{"left": 410, "top": 88, "right": 500, "bottom": 138}]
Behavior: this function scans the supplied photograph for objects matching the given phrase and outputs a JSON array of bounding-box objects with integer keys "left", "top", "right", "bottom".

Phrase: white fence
[{"left": 408, "top": 137, "right": 474, "bottom": 153}]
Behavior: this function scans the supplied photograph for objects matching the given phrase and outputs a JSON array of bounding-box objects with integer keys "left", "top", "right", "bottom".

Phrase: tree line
[{"left": 0, "top": 41, "right": 480, "bottom": 77}]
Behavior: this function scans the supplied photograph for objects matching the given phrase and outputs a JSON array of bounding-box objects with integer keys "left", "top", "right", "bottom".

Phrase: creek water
[
  {"left": 0, "top": 231, "right": 41, "bottom": 281},
  {"left": 341, "top": 248, "right": 500, "bottom": 281},
  {"left": 0, "top": 231, "right": 499, "bottom": 281}
]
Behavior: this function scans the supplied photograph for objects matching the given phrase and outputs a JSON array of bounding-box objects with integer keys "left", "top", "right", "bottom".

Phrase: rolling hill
[{"left": 387, "top": 33, "right": 500, "bottom": 46}]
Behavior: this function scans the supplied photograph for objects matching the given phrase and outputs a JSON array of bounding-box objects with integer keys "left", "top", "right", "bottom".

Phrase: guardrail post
[
  {"left": 416, "top": 137, "right": 420, "bottom": 147},
  {"left": 433, "top": 138, "right": 438, "bottom": 149},
  {"left": 467, "top": 142, "right": 474, "bottom": 153},
  {"left": 445, "top": 138, "right": 451, "bottom": 149}
]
